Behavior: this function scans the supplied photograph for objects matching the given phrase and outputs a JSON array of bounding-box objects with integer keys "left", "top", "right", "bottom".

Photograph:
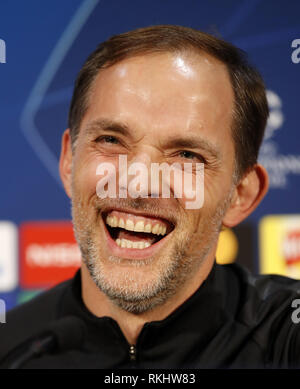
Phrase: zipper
[{"left": 129, "top": 345, "right": 137, "bottom": 361}]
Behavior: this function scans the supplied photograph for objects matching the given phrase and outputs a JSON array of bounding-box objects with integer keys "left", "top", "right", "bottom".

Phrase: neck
[{"left": 80, "top": 257, "right": 214, "bottom": 345}]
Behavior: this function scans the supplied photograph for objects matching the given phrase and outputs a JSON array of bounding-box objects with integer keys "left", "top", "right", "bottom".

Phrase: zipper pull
[{"left": 129, "top": 345, "right": 136, "bottom": 361}]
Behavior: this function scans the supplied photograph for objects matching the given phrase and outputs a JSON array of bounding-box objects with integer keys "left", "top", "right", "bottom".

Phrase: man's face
[{"left": 70, "top": 52, "right": 236, "bottom": 313}]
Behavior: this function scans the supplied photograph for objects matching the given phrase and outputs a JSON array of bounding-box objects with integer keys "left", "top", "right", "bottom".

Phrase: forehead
[{"left": 81, "top": 52, "right": 235, "bottom": 152}]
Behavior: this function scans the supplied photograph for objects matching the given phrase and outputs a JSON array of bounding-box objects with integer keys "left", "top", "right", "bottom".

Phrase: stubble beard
[{"left": 71, "top": 190, "right": 233, "bottom": 315}]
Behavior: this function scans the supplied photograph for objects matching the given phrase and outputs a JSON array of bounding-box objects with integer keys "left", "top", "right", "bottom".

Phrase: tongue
[{"left": 118, "top": 229, "right": 157, "bottom": 244}]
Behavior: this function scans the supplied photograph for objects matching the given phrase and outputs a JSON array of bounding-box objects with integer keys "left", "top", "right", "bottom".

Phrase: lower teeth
[{"left": 116, "top": 238, "right": 151, "bottom": 249}]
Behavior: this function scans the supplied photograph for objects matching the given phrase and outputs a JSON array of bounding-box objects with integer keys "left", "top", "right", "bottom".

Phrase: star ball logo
[
  {"left": 291, "top": 39, "right": 300, "bottom": 64},
  {"left": 0, "top": 38, "right": 6, "bottom": 63}
]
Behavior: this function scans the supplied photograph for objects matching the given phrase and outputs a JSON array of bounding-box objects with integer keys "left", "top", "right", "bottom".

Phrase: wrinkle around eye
[{"left": 91, "top": 136, "right": 130, "bottom": 155}]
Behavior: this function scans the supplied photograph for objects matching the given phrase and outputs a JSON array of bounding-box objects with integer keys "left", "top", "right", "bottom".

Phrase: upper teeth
[{"left": 106, "top": 215, "right": 167, "bottom": 235}]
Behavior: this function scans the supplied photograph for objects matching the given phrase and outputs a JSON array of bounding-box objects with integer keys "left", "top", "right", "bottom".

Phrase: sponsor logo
[
  {"left": 216, "top": 228, "right": 238, "bottom": 265},
  {"left": 259, "top": 90, "right": 300, "bottom": 188},
  {"left": 282, "top": 230, "right": 300, "bottom": 265},
  {"left": 17, "top": 290, "right": 42, "bottom": 305},
  {"left": 0, "top": 222, "right": 18, "bottom": 292},
  {"left": 216, "top": 223, "right": 255, "bottom": 273},
  {"left": 259, "top": 215, "right": 300, "bottom": 278},
  {"left": 20, "top": 221, "right": 81, "bottom": 288}
]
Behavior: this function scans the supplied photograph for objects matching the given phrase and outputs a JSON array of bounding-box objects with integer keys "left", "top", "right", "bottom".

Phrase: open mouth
[{"left": 103, "top": 209, "right": 174, "bottom": 250}]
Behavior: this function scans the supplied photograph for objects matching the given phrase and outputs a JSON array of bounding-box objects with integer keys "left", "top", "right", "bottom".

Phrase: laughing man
[{"left": 2, "top": 25, "right": 300, "bottom": 369}]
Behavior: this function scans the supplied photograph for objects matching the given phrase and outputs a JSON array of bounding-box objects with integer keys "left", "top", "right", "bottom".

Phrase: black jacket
[{"left": 1, "top": 262, "right": 300, "bottom": 369}]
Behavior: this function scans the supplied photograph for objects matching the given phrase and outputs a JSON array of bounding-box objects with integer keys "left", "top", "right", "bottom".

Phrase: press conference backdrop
[{"left": 0, "top": 0, "right": 300, "bottom": 310}]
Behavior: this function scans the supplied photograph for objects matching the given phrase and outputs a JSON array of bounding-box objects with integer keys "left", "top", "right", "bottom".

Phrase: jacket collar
[{"left": 59, "top": 262, "right": 228, "bottom": 368}]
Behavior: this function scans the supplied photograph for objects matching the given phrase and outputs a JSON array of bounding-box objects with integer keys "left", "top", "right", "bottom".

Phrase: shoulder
[
  {"left": 216, "top": 263, "right": 300, "bottom": 366},
  {"left": 216, "top": 263, "right": 300, "bottom": 292},
  {"left": 217, "top": 262, "right": 300, "bottom": 316},
  {"left": 0, "top": 277, "right": 73, "bottom": 362},
  {"left": 217, "top": 262, "right": 300, "bottom": 296}
]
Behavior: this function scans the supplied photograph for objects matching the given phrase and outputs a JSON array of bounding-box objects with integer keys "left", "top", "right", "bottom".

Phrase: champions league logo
[{"left": 259, "top": 90, "right": 300, "bottom": 189}]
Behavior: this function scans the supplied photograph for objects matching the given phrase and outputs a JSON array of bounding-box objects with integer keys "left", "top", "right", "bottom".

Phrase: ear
[
  {"left": 222, "top": 164, "right": 269, "bottom": 228},
  {"left": 59, "top": 129, "right": 73, "bottom": 199}
]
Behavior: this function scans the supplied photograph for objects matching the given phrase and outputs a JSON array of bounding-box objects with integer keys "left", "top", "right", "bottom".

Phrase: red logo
[
  {"left": 20, "top": 221, "right": 81, "bottom": 288},
  {"left": 282, "top": 230, "right": 300, "bottom": 265}
]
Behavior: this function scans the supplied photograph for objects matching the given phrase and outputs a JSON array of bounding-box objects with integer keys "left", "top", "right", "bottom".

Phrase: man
[{"left": 1, "top": 25, "right": 300, "bottom": 369}]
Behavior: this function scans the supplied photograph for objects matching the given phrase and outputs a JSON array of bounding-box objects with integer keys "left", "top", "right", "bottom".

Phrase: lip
[
  {"left": 101, "top": 209, "right": 174, "bottom": 260},
  {"left": 102, "top": 207, "right": 175, "bottom": 229}
]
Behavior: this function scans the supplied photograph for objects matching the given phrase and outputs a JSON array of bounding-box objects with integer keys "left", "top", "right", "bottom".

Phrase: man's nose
[{"left": 119, "top": 151, "right": 161, "bottom": 199}]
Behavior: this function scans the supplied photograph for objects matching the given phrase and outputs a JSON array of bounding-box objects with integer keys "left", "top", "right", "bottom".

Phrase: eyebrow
[
  {"left": 84, "top": 119, "right": 132, "bottom": 138},
  {"left": 163, "top": 136, "right": 221, "bottom": 161},
  {"left": 83, "top": 118, "right": 221, "bottom": 160}
]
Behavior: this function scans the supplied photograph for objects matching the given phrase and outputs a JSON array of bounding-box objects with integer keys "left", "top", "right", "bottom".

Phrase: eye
[
  {"left": 96, "top": 135, "right": 120, "bottom": 144},
  {"left": 179, "top": 150, "right": 198, "bottom": 160},
  {"left": 177, "top": 150, "right": 206, "bottom": 164}
]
